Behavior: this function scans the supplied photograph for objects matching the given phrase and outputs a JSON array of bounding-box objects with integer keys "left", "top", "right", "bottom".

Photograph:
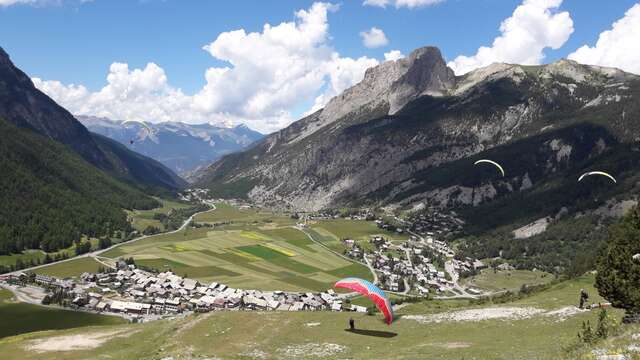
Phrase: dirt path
[{"left": 26, "top": 329, "right": 133, "bottom": 353}]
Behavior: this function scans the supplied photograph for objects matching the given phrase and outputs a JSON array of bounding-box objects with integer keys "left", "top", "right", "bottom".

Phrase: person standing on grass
[
  {"left": 579, "top": 289, "right": 589, "bottom": 309},
  {"left": 349, "top": 317, "right": 355, "bottom": 330}
]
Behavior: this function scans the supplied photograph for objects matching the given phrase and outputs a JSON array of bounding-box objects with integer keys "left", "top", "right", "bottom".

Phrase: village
[
  {"left": 0, "top": 193, "right": 491, "bottom": 323},
  {"left": 342, "top": 210, "right": 487, "bottom": 297},
  {"left": 0, "top": 260, "right": 370, "bottom": 322}
]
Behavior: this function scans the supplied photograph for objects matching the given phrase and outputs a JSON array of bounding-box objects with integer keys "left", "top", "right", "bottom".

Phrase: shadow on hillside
[{"left": 345, "top": 329, "right": 397, "bottom": 338}]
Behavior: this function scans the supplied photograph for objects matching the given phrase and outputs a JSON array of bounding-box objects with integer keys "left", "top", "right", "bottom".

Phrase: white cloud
[
  {"left": 448, "top": 0, "right": 574, "bottom": 75},
  {"left": 363, "top": 0, "right": 443, "bottom": 9},
  {"left": 360, "top": 27, "right": 389, "bottom": 48},
  {"left": 307, "top": 54, "right": 379, "bottom": 114},
  {"left": 0, "top": 0, "right": 36, "bottom": 5},
  {"left": 33, "top": 2, "right": 380, "bottom": 133},
  {"left": 0, "top": 0, "right": 92, "bottom": 6},
  {"left": 384, "top": 50, "right": 404, "bottom": 61},
  {"left": 568, "top": 3, "right": 640, "bottom": 75}
]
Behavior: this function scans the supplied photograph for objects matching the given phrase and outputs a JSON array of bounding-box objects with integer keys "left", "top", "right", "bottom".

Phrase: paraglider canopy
[
  {"left": 334, "top": 278, "right": 394, "bottom": 325},
  {"left": 122, "top": 120, "right": 153, "bottom": 145},
  {"left": 578, "top": 171, "right": 617, "bottom": 184},
  {"left": 122, "top": 119, "right": 152, "bottom": 131},
  {"left": 474, "top": 159, "right": 505, "bottom": 177}
]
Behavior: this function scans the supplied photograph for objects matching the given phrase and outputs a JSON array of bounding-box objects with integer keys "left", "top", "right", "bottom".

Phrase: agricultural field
[
  {"left": 34, "top": 258, "right": 104, "bottom": 279},
  {"left": 101, "top": 204, "right": 373, "bottom": 292},
  {"left": 0, "top": 275, "right": 628, "bottom": 359},
  {"left": 194, "top": 203, "right": 295, "bottom": 227},
  {"left": 0, "top": 289, "right": 125, "bottom": 339},
  {"left": 308, "top": 218, "right": 409, "bottom": 253},
  {"left": 127, "top": 198, "right": 192, "bottom": 232}
]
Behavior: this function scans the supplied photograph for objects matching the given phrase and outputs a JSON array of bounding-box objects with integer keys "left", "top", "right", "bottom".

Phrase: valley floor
[{"left": 2, "top": 200, "right": 638, "bottom": 359}]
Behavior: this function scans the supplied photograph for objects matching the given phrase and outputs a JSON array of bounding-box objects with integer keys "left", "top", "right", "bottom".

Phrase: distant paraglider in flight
[
  {"left": 122, "top": 120, "right": 153, "bottom": 145},
  {"left": 474, "top": 159, "right": 505, "bottom": 177},
  {"left": 578, "top": 171, "right": 617, "bottom": 184},
  {"left": 334, "top": 278, "right": 394, "bottom": 325}
]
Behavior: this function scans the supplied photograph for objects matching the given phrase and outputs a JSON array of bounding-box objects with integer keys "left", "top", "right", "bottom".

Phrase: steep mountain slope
[
  {"left": 0, "top": 117, "right": 158, "bottom": 254},
  {"left": 0, "top": 47, "right": 184, "bottom": 190},
  {"left": 195, "top": 46, "right": 640, "bottom": 223},
  {"left": 92, "top": 134, "right": 187, "bottom": 191},
  {"left": 77, "top": 116, "right": 263, "bottom": 177}
]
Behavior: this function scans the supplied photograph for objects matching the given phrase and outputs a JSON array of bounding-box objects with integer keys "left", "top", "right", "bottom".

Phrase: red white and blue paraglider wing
[{"left": 334, "top": 277, "right": 394, "bottom": 325}]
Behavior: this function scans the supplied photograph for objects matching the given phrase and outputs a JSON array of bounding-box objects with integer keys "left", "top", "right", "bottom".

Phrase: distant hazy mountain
[
  {"left": 0, "top": 46, "right": 184, "bottom": 255},
  {"left": 0, "top": 47, "right": 184, "bottom": 191},
  {"left": 77, "top": 116, "right": 264, "bottom": 177}
]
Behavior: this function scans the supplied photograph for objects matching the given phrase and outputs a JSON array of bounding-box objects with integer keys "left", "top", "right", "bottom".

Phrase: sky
[{"left": 1, "top": 0, "right": 639, "bottom": 133}]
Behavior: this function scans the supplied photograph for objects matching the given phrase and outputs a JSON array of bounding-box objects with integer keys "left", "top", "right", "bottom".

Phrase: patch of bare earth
[
  {"left": 26, "top": 329, "right": 132, "bottom": 353},
  {"left": 276, "top": 343, "right": 348, "bottom": 358},
  {"left": 427, "top": 342, "right": 472, "bottom": 349},
  {"left": 404, "top": 307, "right": 545, "bottom": 323},
  {"left": 405, "top": 306, "right": 591, "bottom": 324}
]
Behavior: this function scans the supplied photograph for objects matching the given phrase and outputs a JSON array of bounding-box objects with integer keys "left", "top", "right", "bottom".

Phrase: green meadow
[
  {"left": 308, "top": 218, "right": 409, "bottom": 253},
  {"left": 0, "top": 275, "right": 626, "bottom": 359},
  {"left": 0, "top": 289, "right": 125, "bottom": 339},
  {"left": 462, "top": 269, "right": 554, "bottom": 292},
  {"left": 96, "top": 204, "right": 373, "bottom": 292},
  {"left": 34, "top": 257, "right": 104, "bottom": 279},
  {"left": 127, "top": 197, "right": 192, "bottom": 232}
]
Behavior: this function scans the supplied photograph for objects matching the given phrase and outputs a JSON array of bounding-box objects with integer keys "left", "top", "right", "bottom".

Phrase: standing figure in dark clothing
[
  {"left": 579, "top": 289, "right": 589, "bottom": 309},
  {"left": 349, "top": 317, "right": 355, "bottom": 330}
]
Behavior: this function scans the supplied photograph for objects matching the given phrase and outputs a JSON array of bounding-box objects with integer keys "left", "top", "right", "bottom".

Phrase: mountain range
[
  {"left": 195, "top": 46, "right": 640, "bottom": 232},
  {"left": 77, "top": 116, "right": 264, "bottom": 177},
  {"left": 0, "top": 47, "right": 184, "bottom": 255},
  {"left": 0, "top": 47, "right": 185, "bottom": 191}
]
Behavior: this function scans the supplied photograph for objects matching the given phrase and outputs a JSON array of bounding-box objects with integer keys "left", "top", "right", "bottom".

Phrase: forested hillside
[
  {"left": 0, "top": 118, "right": 159, "bottom": 254},
  {"left": 0, "top": 47, "right": 185, "bottom": 191}
]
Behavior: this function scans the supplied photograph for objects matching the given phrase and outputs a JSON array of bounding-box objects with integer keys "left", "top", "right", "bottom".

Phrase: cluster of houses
[
  {"left": 342, "top": 224, "right": 487, "bottom": 296},
  {"left": 406, "top": 208, "right": 464, "bottom": 238},
  {"left": 2, "top": 264, "right": 373, "bottom": 320},
  {"left": 179, "top": 188, "right": 216, "bottom": 207}
]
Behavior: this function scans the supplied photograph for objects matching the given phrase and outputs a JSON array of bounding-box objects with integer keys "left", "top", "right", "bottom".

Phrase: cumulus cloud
[
  {"left": 307, "top": 54, "right": 379, "bottom": 114},
  {"left": 568, "top": 3, "right": 640, "bottom": 75},
  {"left": 363, "top": 0, "right": 443, "bottom": 9},
  {"left": 360, "top": 27, "right": 389, "bottom": 48},
  {"left": 33, "top": 2, "right": 380, "bottom": 133},
  {"left": 384, "top": 50, "right": 404, "bottom": 61},
  {"left": 448, "top": 0, "right": 574, "bottom": 75},
  {"left": 0, "top": 0, "right": 92, "bottom": 6}
]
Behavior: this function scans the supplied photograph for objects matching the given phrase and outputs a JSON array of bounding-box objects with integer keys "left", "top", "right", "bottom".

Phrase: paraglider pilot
[{"left": 349, "top": 317, "right": 355, "bottom": 330}]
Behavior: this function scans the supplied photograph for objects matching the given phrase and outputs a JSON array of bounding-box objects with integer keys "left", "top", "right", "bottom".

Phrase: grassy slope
[
  {"left": 33, "top": 257, "right": 104, "bottom": 279},
  {"left": 0, "top": 289, "right": 125, "bottom": 339},
  {"left": 0, "top": 275, "right": 625, "bottom": 359},
  {"left": 462, "top": 269, "right": 554, "bottom": 292},
  {"left": 127, "top": 198, "right": 191, "bottom": 232}
]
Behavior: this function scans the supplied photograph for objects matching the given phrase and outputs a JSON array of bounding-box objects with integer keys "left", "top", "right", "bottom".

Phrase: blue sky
[{"left": 1, "top": 0, "right": 639, "bottom": 132}]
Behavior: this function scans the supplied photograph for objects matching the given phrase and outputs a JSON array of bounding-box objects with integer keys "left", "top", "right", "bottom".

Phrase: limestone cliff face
[{"left": 195, "top": 45, "right": 640, "bottom": 213}]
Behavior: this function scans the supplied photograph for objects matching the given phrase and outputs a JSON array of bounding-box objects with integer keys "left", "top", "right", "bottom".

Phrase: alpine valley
[{"left": 77, "top": 116, "right": 263, "bottom": 178}]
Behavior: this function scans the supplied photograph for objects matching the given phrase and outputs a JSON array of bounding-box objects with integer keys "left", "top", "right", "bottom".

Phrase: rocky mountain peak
[
  {"left": 293, "top": 46, "right": 455, "bottom": 143},
  {"left": 387, "top": 46, "right": 455, "bottom": 112}
]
